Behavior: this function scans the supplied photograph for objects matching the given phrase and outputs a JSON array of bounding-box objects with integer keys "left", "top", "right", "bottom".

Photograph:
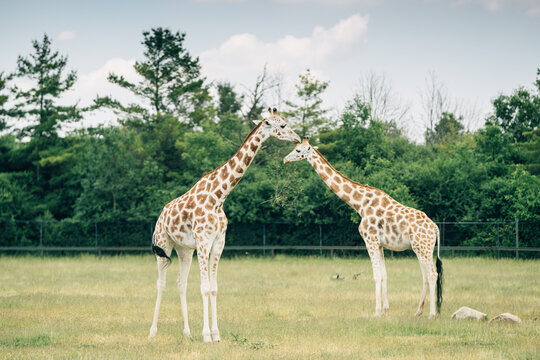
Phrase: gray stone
[
  {"left": 489, "top": 313, "right": 522, "bottom": 323},
  {"left": 451, "top": 306, "right": 487, "bottom": 321}
]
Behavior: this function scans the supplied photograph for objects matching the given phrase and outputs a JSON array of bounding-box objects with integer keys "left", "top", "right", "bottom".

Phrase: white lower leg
[
  {"left": 177, "top": 249, "right": 193, "bottom": 337},
  {"left": 380, "top": 254, "right": 389, "bottom": 314},
  {"left": 149, "top": 278, "right": 166, "bottom": 339},
  {"left": 428, "top": 278, "right": 437, "bottom": 317},
  {"left": 178, "top": 284, "right": 190, "bottom": 337},
  {"left": 416, "top": 264, "right": 428, "bottom": 316},
  {"left": 416, "top": 279, "right": 428, "bottom": 316},
  {"left": 210, "top": 281, "right": 220, "bottom": 342},
  {"left": 382, "top": 275, "right": 389, "bottom": 314},
  {"left": 201, "top": 283, "right": 211, "bottom": 342}
]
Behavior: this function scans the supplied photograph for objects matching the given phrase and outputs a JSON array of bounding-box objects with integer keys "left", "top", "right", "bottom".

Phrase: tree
[
  {"left": 486, "top": 69, "right": 540, "bottom": 142},
  {"left": 284, "top": 69, "right": 329, "bottom": 137},
  {"left": 424, "top": 112, "right": 464, "bottom": 145},
  {"left": 487, "top": 87, "right": 540, "bottom": 142},
  {"left": 340, "top": 94, "right": 371, "bottom": 128},
  {"left": 97, "top": 27, "right": 210, "bottom": 126},
  {"left": 357, "top": 71, "right": 409, "bottom": 126},
  {"left": 0, "top": 72, "right": 9, "bottom": 131},
  {"left": 215, "top": 82, "right": 246, "bottom": 145},
  {"left": 11, "top": 34, "right": 80, "bottom": 140},
  {"left": 242, "top": 65, "right": 278, "bottom": 126}
]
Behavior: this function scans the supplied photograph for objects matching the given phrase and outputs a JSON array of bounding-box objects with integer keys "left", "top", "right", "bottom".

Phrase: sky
[{"left": 2, "top": 0, "right": 539, "bottom": 141}]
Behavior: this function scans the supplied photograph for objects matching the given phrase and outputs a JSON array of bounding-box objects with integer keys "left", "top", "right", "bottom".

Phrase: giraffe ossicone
[
  {"left": 149, "top": 108, "right": 300, "bottom": 342},
  {"left": 284, "top": 138, "right": 443, "bottom": 318}
]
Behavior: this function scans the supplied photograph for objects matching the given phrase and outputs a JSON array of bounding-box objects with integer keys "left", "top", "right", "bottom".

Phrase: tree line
[{"left": 0, "top": 29, "right": 538, "bottom": 249}]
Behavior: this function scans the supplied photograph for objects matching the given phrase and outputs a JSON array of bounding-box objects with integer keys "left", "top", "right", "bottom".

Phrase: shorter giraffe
[{"left": 284, "top": 138, "right": 443, "bottom": 317}]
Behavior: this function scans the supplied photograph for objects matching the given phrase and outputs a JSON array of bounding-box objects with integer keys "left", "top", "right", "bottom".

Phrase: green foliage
[
  {"left": 283, "top": 69, "right": 330, "bottom": 138},
  {"left": 425, "top": 112, "right": 465, "bottom": 145},
  {"left": 96, "top": 27, "right": 211, "bottom": 127},
  {"left": 11, "top": 34, "right": 80, "bottom": 140},
  {"left": 487, "top": 74, "right": 540, "bottom": 142},
  {"left": 0, "top": 33, "right": 538, "bottom": 251}
]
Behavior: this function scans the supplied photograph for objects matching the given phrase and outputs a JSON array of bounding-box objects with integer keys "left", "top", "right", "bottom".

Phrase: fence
[{"left": 0, "top": 219, "right": 538, "bottom": 259}]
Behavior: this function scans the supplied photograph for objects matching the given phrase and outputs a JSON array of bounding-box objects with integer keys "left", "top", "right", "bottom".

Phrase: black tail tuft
[
  {"left": 436, "top": 256, "right": 443, "bottom": 313},
  {"left": 152, "top": 245, "right": 171, "bottom": 264}
]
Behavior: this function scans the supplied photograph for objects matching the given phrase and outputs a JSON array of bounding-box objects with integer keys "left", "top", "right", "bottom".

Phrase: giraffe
[
  {"left": 149, "top": 108, "right": 301, "bottom": 342},
  {"left": 284, "top": 138, "right": 443, "bottom": 318}
]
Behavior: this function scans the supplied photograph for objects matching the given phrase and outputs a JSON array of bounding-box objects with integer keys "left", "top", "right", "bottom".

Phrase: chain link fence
[{"left": 0, "top": 219, "right": 538, "bottom": 259}]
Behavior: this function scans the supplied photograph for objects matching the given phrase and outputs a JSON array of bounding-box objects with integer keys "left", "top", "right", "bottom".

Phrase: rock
[
  {"left": 331, "top": 274, "right": 346, "bottom": 280},
  {"left": 489, "top": 313, "right": 522, "bottom": 323},
  {"left": 451, "top": 306, "right": 487, "bottom": 321},
  {"left": 352, "top": 272, "right": 363, "bottom": 280}
]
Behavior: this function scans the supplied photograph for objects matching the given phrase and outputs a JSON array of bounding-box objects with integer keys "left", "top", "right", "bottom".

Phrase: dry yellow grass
[{"left": 0, "top": 254, "right": 539, "bottom": 359}]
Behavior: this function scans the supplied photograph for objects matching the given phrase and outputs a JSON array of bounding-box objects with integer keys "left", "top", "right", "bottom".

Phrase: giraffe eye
[
  {"left": 280, "top": 124, "right": 286, "bottom": 129},
  {"left": 296, "top": 149, "right": 301, "bottom": 153},
  {"left": 265, "top": 120, "right": 270, "bottom": 126}
]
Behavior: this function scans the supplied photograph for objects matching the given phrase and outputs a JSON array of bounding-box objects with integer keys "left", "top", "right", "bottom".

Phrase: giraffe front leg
[
  {"left": 209, "top": 236, "right": 225, "bottom": 342},
  {"left": 379, "top": 248, "right": 389, "bottom": 315},
  {"left": 366, "top": 241, "right": 384, "bottom": 317},
  {"left": 196, "top": 240, "right": 212, "bottom": 343}
]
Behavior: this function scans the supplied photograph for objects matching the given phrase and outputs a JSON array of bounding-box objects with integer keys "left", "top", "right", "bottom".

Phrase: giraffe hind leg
[
  {"left": 415, "top": 261, "right": 428, "bottom": 316},
  {"left": 149, "top": 253, "right": 171, "bottom": 339}
]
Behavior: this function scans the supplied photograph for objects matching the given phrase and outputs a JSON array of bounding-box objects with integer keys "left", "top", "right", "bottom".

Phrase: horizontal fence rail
[{"left": 0, "top": 219, "right": 538, "bottom": 259}]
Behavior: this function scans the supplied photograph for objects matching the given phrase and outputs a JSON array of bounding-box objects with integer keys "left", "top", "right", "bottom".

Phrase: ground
[{"left": 0, "top": 254, "right": 539, "bottom": 359}]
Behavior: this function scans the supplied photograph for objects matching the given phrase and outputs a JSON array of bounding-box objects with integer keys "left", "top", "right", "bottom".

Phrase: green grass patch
[{"left": 0, "top": 254, "right": 538, "bottom": 359}]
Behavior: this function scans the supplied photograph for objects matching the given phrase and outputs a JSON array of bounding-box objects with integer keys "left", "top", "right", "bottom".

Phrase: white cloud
[
  {"left": 57, "top": 30, "right": 76, "bottom": 41},
  {"left": 60, "top": 57, "right": 138, "bottom": 106},
  {"left": 199, "top": 14, "right": 369, "bottom": 99}
]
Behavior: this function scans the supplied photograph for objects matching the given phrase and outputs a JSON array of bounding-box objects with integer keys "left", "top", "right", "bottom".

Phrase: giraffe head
[
  {"left": 253, "top": 108, "right": 301, "bottom": 143},
  {"left": 283, "top": 137, "right": 317, "bottom": 163}
]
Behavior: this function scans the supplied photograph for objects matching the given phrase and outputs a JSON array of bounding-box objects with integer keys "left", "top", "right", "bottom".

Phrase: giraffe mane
[
  {"left": 313, "top": 148, "right": 385, "bottom": 194},
  {"left": 202, "top": 121, "right": 264, "bottom": 178}
]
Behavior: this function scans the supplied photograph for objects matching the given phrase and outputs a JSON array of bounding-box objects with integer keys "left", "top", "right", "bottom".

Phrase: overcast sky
[{"left": 2, "top": 0, "right": 539, "bottom": 140}]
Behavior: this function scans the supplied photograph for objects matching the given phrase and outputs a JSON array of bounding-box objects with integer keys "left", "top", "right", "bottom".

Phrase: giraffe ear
[
  {"left": 313, "top": 146, "right": 319, "bottom": 149},
  {"left": 252, "top": 120, "right": 261, "bottom": 126}
]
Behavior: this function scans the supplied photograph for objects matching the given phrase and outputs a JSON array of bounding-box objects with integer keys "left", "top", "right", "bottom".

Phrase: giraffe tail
[
  {"left": 436, "top": 228, "right": 443, "bottom": 313},
  {"left": 152, "top": 233, "right": 171, "bottom": 264}
]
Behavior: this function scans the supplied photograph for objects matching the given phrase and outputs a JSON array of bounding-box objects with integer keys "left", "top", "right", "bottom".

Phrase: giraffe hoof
[
  {"left": 183, "top": 329, "right": 192, "bottom": 339},
  {"left": 212, "top": 331, "right": 221, "bottom": 342},
  {"left": 415, "top": 310, "right": 423, "bottom": 317},
  {"left": 203, "top": 334, "right": 212, "bottom": 343},
  {"left": 428, "top": 313, "right": 436, "bottom": 319},
  {"left": 148, "top": 327, "right": 157, "bottom": 339}
]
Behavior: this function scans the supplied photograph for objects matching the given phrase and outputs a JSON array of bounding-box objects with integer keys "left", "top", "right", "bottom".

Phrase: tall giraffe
[
  {"left": 284, "top": 138, "right": 443, "bottom": 317},
  {"left": 149, "top": 108, "right": 301, "bottom": 342}
]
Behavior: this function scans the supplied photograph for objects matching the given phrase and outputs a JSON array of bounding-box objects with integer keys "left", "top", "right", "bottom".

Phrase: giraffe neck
[
  {"left": 204, "top": 124, "right": 267, "bottom": 206},
  {"left": 307, "top": 149, "right": 374, "bottom": 215}
]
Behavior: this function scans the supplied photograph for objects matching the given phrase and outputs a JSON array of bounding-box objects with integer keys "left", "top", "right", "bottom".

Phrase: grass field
[{"left": 0, "top": 254, "right": 539, "bottom": 359}]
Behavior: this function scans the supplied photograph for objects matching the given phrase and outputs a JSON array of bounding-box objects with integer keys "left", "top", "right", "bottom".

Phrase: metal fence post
[
  {"left": 263, "top": 224, "right": 266, "bottom": 257},
  {"left": 95, "top": 222, "right": 101, "bottom": 259},
  {"left": 496, "top": 222, "right": 500, "bottom": 259},
  {"left": 442, "top": 219, "right": 445, "bottom": 248},
  {"left": 319, "top": 224, "right": 322, "bottom": 257},
  {"left": 515, "top": 218, "right": 519, "bottom": 260},
  {"left": 39, "top": 220, "right": 43, "bottom": 259}
]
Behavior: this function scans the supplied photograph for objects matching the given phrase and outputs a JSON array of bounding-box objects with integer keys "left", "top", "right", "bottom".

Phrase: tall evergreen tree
[
  {"left": 0, "top": 72, "right": 9, "bottom": 131},
  {"left": 11, "top": 34, "right": 80, "bottom": 140},
  {"left": 283, "top": 69, "right": 329, "bottom": 138},
  {"left": 424, "top": 112, "right": 464, "bottom": 145},
  {"left": 97, "top": 27, "right": 210, "bottom": 126}
]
